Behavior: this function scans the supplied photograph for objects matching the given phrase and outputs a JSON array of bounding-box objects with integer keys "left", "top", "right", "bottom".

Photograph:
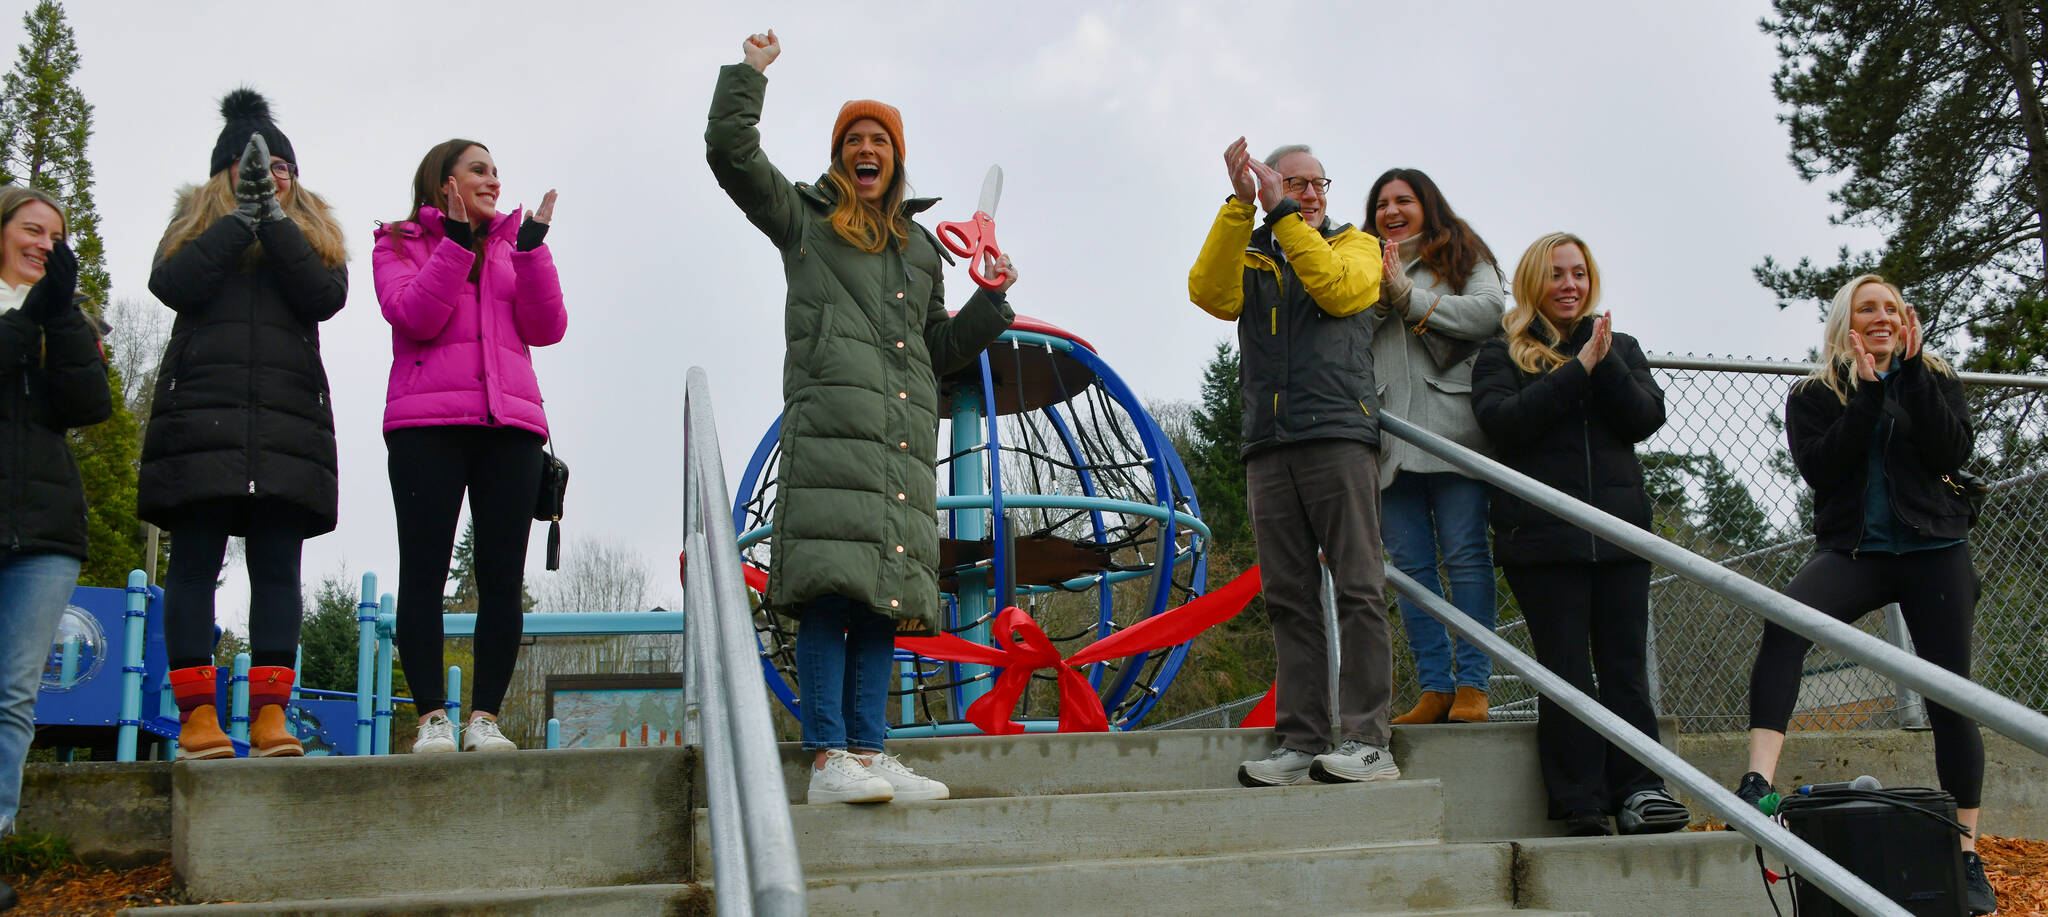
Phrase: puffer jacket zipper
[{"left": 246, "top": 284, "right": 259, "bottom": 496}]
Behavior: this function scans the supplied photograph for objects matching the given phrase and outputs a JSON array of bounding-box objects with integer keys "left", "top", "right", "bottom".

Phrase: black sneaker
[
  {"left": 1617, "top": 788, "right": 1691, "bottom": 835},
  {"left": 1735, "top": 771, "right": 1777, "bottom": 813},
  {"left": 1962, "top": 851, "right": 1998, "bottom": 916},
  {"left": 1564, "top": 808, "right": 1611, "bottom": 837}
]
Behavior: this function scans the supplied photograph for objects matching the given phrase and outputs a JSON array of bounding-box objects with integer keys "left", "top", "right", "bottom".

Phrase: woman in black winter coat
[
  {"left": 140, "top": 90, "right": 347, "bottom": 760},
  {"left": 0, "top": 185, "right": 109, "bottom": 909},
  {"left": 1734, "top": 274, "right": 1996, "bottom": 916},
  {"left": 1470, "top": 232, "right": 1689, "bottom": 837}
]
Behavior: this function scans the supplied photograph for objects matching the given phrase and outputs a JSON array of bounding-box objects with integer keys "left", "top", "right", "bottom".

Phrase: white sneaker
[
  {"left": 806, "top": 749, "right": 893, "bottom": 804},
  {"left": 1237, "top": 746, "right": 1316, "bottom": 787},
  {"left": 461, "top": 715, "right": 517, "bottom": 752},
  {"left": 1309, "top": 740, "right": 1400, "bottom": 783},
  {"left": 866, "top": 752, "right": 949, "bottom": 801},
  {"left": 413, "top": 711, "right": 456, "bottom": 754}
]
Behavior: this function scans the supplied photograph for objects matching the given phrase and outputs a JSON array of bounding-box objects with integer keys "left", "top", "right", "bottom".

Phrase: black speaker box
[{"left": 1783, "top": 791, "right": 1965, "bottom": 917}]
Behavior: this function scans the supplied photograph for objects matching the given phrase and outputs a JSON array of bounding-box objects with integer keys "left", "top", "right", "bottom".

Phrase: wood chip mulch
[
  {"left": 2, "top": 861, "right": 174, "bottom": 915},
  {"left": 0, "top": 839, "right": 2042, "bottom": 914}
]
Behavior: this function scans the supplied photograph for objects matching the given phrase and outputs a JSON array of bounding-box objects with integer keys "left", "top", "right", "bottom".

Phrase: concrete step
[
  {"left": 744, "top": 778, "right": 1445, "bottom": 879},
  {"left": 118, "top": 884, "right": 709, "bottom": 916},
  {"left": 171, "top": 747, "right": 696, "bottom": 903},
  {"left": 747, "top": 719, "right": 1679, "bottom": 841},
  {"left": 1511, "top": 831, "right": 1781, "bottom": 917},
  {"left": 803, "top": 842, "right": 1518, "bottom": 917}
]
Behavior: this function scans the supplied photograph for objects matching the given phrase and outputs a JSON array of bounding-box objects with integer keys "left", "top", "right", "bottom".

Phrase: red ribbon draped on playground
[{"left": 896, "top": 566, "right": 1263, "bottom": 734}]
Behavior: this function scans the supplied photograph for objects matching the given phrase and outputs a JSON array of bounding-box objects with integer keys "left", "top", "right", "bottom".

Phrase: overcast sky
[{"left": 22, "top": 1, "right": 1876, "bottom": 632}]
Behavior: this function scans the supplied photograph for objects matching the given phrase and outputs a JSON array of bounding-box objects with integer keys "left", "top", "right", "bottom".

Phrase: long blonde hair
[
  {"left": 1803, "top": 273, "right": 1953, "bottom": 404},
  {"left": 155, "top": 169, "right": 347, "bottom": 269},
  {"left": 1503, "top": 231, "right": 1600, "bottom": 374},
  {"left": 822, "top": 153, "right": 909, "bottom": 254}
]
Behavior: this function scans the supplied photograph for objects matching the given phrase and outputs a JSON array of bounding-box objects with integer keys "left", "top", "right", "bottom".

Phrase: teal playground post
[
  {"left": 446, "top": 665, "right": 464, "bottom": 746},
  {"left": 115, "top": 570, "right": 149, "bottom": 761},
  {"left": 375, "top": 592, "right": 396, "bottom": 754},
  {"left": 949, "top": 386, "right": 994, "bottom": 709},
  {"left": 229, "top": 654, "right": 251, "bottom": 743},
  {"left": 355, "top": 573, "right": 378, "bottom": 755},
  {"left": 546, "top": 717, "right": 560, "bottom": 749}
]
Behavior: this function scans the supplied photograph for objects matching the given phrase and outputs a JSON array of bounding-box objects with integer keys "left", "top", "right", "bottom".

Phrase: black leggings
[
  {"left": 387, "top": 426, "right": 544, "bottom": 716},
  {"left": 1503, "top": 561, "right": 1665, "bottom": 819},
  {"left": 1748, "top": 544, "right": 1983, "bottom": 808},
  {"left": 164, "top": 499, "right": 307, "bottom": 670}
]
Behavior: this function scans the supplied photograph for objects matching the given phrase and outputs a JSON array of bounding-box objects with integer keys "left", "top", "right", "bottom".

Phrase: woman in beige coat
[{"left": 1365, "top": 168, "right": 1506, "bottom": 725}]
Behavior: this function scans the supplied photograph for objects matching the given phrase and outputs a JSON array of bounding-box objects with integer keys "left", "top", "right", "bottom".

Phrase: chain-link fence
[{"left": 1441, "top": 354, "right": 2048, "bottom": 734}]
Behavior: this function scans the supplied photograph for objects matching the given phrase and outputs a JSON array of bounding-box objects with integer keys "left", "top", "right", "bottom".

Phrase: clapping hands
[
  {"left": 1577, "top": 312, "right": 1613, "bottom": 373},
  {"left": 234, "top": 134, "right": 285, "bottom": 225}
]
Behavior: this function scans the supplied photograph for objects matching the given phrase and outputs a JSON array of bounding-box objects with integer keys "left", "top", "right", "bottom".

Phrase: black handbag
[{"left": 535, "top": 438, "right": 568, "bottom": 570}]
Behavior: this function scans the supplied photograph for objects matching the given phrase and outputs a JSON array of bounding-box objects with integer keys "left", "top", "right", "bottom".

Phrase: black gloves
[
  {"left": 21, "top": 239, "right": 78, "bottom": 325},
  {"left": 441, "top": 215, "right": 476, "bottom": 249},
  {"left": 233, "top": 133, "right": 287, "bottom": 226},
  {"left": 516, "top": 217, "right": 549, "bottom": 252}
]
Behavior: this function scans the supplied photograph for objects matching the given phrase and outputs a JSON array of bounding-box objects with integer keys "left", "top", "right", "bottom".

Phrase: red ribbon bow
[{"left": 897, "top": 566, "right": 1262, "bottom": 734}]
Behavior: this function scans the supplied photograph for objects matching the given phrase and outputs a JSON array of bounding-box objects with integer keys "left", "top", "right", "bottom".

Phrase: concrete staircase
[{"left": 125, "top": 722, "right": 1788, "bottom": 916}]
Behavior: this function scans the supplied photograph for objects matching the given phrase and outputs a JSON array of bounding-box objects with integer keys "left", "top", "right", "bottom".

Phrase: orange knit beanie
[{"left": 831, "top": 99, "right": 905, "bottom": 162}]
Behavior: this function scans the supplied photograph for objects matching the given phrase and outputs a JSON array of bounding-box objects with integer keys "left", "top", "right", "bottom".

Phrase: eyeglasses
[
  {"left": 269, "top": 161, "right": 298, "bottom": 179},
  {"left": 1282, "top": 176, "right": 1332, "bottom": 194}
]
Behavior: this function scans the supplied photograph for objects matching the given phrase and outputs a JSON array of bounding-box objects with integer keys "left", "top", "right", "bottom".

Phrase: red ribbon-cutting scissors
[{"left": 936, "top": 164, "right": 1010, "bottom": 290}]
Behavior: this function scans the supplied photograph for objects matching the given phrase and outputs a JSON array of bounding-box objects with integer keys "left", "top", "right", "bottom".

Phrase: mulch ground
[
  {"left": 3, "top": 861, "right": 174, "bottom": 914},
  {"left": 2, "top": 839, "right": 2044, "bottom": 914}
]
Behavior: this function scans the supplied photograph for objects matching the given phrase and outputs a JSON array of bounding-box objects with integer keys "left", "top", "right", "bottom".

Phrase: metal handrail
[
  {"left": 1379, "top": 408, "right": 2048, "bottom": 917},
  {"left": 683, "top": 367, "right": 806, "bottom": 917}
]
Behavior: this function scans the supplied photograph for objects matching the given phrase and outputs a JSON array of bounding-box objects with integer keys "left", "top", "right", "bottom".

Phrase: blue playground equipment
[
  {"left": 733, "top": 316, "right": 1211, "bottom": 735},
  {"left": 39, "top": 571, "right": 378, "bottom": 760}
]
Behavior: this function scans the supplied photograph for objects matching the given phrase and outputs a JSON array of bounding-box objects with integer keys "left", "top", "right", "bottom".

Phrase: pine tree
[
  {"left": 1757, "top": 1, "right": 2047, "bottom": 366},
  {"left": 0, "top": 1, "right": 143, "bottom": 587},
  {"left": 1186, "top": 341, "right": 1250, "bottom": 559},
  {"left": 0, "top": 1, "right": 108, "bottom": 304},
  {"left": 298, "top": 570, "right": 362, "bottom": 692}
]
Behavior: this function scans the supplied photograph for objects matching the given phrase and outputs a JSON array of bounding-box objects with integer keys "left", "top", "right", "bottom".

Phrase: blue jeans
[
  {"left": 0, "top": 553, "right": 82, "bottom": 831},
  {"left": 795, "top": 594, "right": 895, "bottom": 752},
  {"left": 1382, "top": 472, "right": 1495, "bottom": 693}
]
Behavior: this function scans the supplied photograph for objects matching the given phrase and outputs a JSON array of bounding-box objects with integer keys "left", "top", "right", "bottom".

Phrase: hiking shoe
[
  {"left": 1565, "top": 808, "right": 1612, "bottom": 836},
  {"left": 462, "top": 715, "right": 517, "bottom": 752},
  {"left": 1237, "top": 746, "right": 1316, "bottom": 787},
  {"left": 1309, "top": 740, "right": 1400, "bottom": 784},
  {"left": 807, "top": 749, "right": 893, "bottom": 804},
  {"left": 413, "top": 711, "right": 457, "bottom": 754},
  {"left": 1617, "top": 788, "right": 1691, "bottom": 835},
  {"left": 1963, "top": 851, "right": 1998, "bottom": 915},
  {"left": 1734, "top": 771, "right": 1777, "bottom": 811},
  {"left": 867, "top": 752, "right": 949, "bottom": 802}
]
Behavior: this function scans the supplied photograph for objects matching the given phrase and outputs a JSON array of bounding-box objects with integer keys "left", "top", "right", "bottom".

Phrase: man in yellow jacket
[{"left": 1189, "top": 139, "right": 1393, "bottom": 787}]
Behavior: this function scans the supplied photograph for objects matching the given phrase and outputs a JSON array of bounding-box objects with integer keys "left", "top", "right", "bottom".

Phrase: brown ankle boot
[
  {"left": 245, "top": 666, "right": 302, "bottom": 757},
  {"left": 1392, "top": 691, "right": 1454, "bottom": 725},
  {"left": 169, "top": 666, "right": 235, "bottom": 760},
  {"left": 251, "top": 705, "right": 303, "bottom": 757},
  {"left": 1447, "top": 686, "right": 1490, "bottom": 722}
]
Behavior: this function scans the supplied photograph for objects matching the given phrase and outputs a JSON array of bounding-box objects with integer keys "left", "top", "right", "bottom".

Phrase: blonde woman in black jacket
[
  {"left": 1735, "top": 274, "right": 1994, "bottom": 915},
  {"left": 0, "top": 186, "right": 109, "bottom": 909},
  {"left": 1470, "top": 232, "right": 1688, "bottom": 838}
]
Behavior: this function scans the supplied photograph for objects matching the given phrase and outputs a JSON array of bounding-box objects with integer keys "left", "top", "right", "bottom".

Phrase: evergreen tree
[
  {"left": 1186, "top": 341, "right": 1250, "bottom": 559},
  {"left": 1756, "top": 1, "right": 2047, "bottom": 369},
  {"left": 444, "top": 518, "right": 538, "bottom": 613},
  {"left": 1, "top": 1, "right": 143, "bottom": 587},
  {"left": 0, "top": 1, "right": 107, "bottom": 304},
  {"left": 298, "top": 571, "right": 362, "bottom": 692}
]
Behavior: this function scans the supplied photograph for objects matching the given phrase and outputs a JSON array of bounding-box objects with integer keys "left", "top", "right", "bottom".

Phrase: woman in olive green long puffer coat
[{"left": 706, "top": 31, "right": 1017, "bottom": 804}]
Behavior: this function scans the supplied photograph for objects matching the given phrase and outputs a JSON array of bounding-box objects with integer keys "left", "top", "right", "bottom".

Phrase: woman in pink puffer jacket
[{"left": 373, "top": 137, "right": 565, "bottom": 755}]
